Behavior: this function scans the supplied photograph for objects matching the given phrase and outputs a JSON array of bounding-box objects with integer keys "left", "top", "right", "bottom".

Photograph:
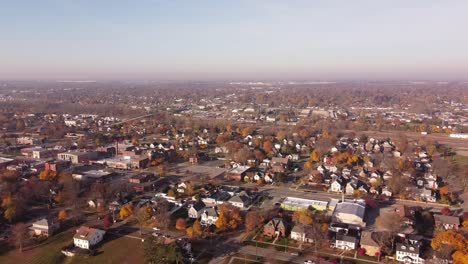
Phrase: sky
[{"left": 1, "top": 0, "right": 468, "bottom": 81}]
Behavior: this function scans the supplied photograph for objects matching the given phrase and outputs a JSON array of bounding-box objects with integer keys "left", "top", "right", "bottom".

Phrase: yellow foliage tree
[
  {"left": 304, "top": 161, "right": 313, "bottom": 172},
  {"left": 39, "top": 170, "right": 57, "bottom": 181},
  {"left": 452, "top": 250, "right": 468, "bottom": 264},
  {"left": 431, "top": 230, "right": 467, "bottom": 253},
  {"left": 310, "top": 150, "right": 320, "bottom": 162},
  {"left": 119, "top": 205, "right": 133, "bottom": 220}
]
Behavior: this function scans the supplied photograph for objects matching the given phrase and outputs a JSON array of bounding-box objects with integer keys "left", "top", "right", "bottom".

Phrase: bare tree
[{"left": 11, "top": 223, "right": 30, "bottom": 252}]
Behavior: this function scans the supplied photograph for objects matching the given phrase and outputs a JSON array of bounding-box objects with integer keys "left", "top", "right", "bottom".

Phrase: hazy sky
[{"left": 1, "top": 0, "right": 468, "bottom": 80}]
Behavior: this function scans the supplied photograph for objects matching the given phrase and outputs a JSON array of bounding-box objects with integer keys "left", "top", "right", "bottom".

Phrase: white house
[
  {"left": 188, "top": 202, "right": 206, "bottom": 219},
  {"left": 73, "top": 226, "right": 106, "bottom": 249},
  {"left": 200, "top": 208, "right": 219, "bottom": 226},
  {"left": 290, "top": 225, "right": 313, "bottom": 243},
  {"left": 396, "top": 243, "right": 425, "bottom": 264},
  {"left": 334, "top": 233, "right": 358, "bottom": 250},
  {"left": 31, "top": 218, "right": 59, "bottom": 237},
  {"left": 227, "top": 191, "right": 251, "bottom": 209}
]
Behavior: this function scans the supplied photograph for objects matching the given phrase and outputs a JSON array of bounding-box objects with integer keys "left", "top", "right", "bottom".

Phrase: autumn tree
[
  {"left": 39, "top": 170, "right": 58, "bottom": 181},
  {"left": 58, "top": 210, "right": 68, "bottom": 221},
  {"left": 310, "top": 150, "right": 320, "bottom": 162},
  {"left": 245, "top": 211, "right": 265, "bottom": 233},
  {"left": 175, "top": 218, "right": 187, "bottom": 231},
  {"left": 303, "top": 161, "right": 313, "bottom": 173},
  {"left": 276, "top": 130, "right": 287, "bottom": 141},
  {"left": 376, "top": 213, "right": 403, "bottom": 233},
  {"left": 263, "top": 140, "right": 273, "bottom": 154},
  {"left": 234, "top": 147, "right": 254, "bottom": 165},
  {"left": 120, "top": 204, "right": 133, "bottom": 220},
  {"left": 293, "top": 209, "right": 314, "bottom": 226},
  {"left": 431, "top": 230, "right": 468, "bottom": 263},
  {"left": 187, "top": 220, "right": 203, "bottom": 239},
  {"left": 215, "top": 204, "right": 243, "bottom": 231},
  {"left": 103, "top": 214, "right": 113, "bottom": 229},
  {"left": 241, "top": 127, "right": 254, "bottom": 137}
]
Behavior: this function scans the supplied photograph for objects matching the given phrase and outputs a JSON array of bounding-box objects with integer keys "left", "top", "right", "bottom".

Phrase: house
[
  {"left": 227, "top": 166, "right": 252, "bottom": 182},
  {"left": 201, "top": 191, "right": 231, "bottom": 206},
  {"left": 263, "top": 218, "right": 288, "bottom": 238},
  {"left": 271, "top": 157, "right": 291, "bottom": 173},
  {"left": 332, "top": 201, "right": 366, "bottom": 227},
  {"left": 188, "top": 202, "right": 206, "bottom": 219},
  {"left": 200, "top": 207, "right": 219, "bottom": 226},
  {"left": 290, "top": 225, "right": 313, "bottom": 243},
  {"left": 334, "top": 232, "right": 359, "bottom": 250},
  {"left": 434, "top": 214, "right": 460, "bottom": 230},
  {"left": 228, "top": 191, "right": 252, "bottom": 209},
  {"left": 420, "top": 189, "right": 437, "bottom": 202},
  {"left": 396, "top": 242, "right": 425, "bottom": 264},
  {"left": 392, "top": 205, "right": 417, "bottom": 225},
  {"left": 73, "top": 226, "right": 106, "bottom": 249},
  {"left": 329, "top": 177, "right": 346, "bottom": 193},
  {"left": 360, "top": 231, "right": 380, "bottom": 257},
  {"left": 31, "top": 218, "right": 59, "bottom": 237}
]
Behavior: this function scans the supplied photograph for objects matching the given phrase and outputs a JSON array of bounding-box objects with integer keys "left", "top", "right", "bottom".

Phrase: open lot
[{"left": 0, "top": 229, "right": 144, "bottom": 264}]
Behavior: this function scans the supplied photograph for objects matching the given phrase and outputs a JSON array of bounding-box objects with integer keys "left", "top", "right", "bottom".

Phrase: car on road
[
  {"left": 152, "top": 227, "right": 160, "bottom": 231},
  {"left": 304, "top": 260, "right": 315, "bottom": 264}
]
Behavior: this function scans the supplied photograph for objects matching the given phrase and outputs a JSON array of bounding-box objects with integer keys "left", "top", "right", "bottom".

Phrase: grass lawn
[
  {"left": 0, "top": 228, "right": 74, "bottom": 264},
  {"left": 0, "top": 229, "right": 144, "bottom": 264},
  {"left": 65, "top": 233, "right": 144, "bottom": 264},
  {"left": 453, "top": 154, "right": 468, "bottom": 166}
]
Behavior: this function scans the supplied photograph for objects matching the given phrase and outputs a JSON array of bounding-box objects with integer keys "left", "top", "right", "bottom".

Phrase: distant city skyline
[{"left": 1, "top": 0, "right": 468, "bottom": 80}]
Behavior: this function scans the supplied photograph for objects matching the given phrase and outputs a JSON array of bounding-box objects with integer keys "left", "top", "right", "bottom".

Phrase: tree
[
  {"left": 263, "top": 140, "right": 273, "bottom": 154},
  {"left": 431, "top": 230, "right": 467, "bottom": 253},
  {"left": 241, "top": 127, "right": 254, "bottom": 137},
  {"left": 39, "top": 170, "right": 58, "bottom": 181},
  {"left": 276, "top": 130, "right": 287, "bottom": 141},
  {"left": 11, "top": 223, "right": 29, "bottom": 252},
  {"left": 103, "top": 214, "right": 112, "bottom": 229},
  {"left": 143, "top": 236, "right": 184, "bottom": 264},
  {"left": 245, "top": 211, "right": 265, "bottom": 232},
  {"left": 187, "top": 220, "right": 203, "bottom": 239},
  {"left": 292, "top": 209, "right": 314, "bottom": 226},
  {"left": 375, "top": 213, "right": 403, "bottom": 233},
  {"left": 185, "top": 182, "right": 195, "bottom": 196},
  {"left": 304, "top": 161, "right": 313, "bottom": 173},
  {"left": 441, "top": 207, "right": 452, "bottom": 216},
  {"left": 4, "top": 205, "right": 17, "bottom": 223},
  {"left": 175, "top": 218, "right": 187, "bottom": 231},
  {"left": 136, "top": 205, "right": 153, "bottom": 235},
  {"left": 58, "top": 210, "right": 68, "bottom": 221},
  {"left": 0, "top": 170, "right": 20, "bottom": 183},
  {"left": 310, "top": 150, "right": 320, "bottom": 162},
  {"left": 54, "top": 192, "right": 64, "bottom": 204},
  {"left": 119, "top": 204, "right": 133, "bottom": 220},
  {"left": 234, "top": 147, "right": 254, "bottom": 165},
  {"left": 215, "top": 204, "right": 243, "bottom": 231}
]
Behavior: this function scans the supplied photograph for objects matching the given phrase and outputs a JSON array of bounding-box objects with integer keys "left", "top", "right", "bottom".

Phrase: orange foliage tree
[
  {"left": 175, "top": 218, "right": 187, "bottom": 231},
  {"left": 215, "top": 204, "right": 243, "bottom": 231}
]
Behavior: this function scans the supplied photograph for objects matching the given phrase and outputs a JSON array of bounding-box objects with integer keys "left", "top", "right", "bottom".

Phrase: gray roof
[
  {"left": 334, "top": 202, "right": 365, "bottom": 219},
  {"left": 434, "top": 214, "right": 460, "bottom": 225}
]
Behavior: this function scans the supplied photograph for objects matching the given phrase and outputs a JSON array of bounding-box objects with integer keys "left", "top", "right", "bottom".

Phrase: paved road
[{"left": 258, "top": 184, "right": 456, "bottom": 209}]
